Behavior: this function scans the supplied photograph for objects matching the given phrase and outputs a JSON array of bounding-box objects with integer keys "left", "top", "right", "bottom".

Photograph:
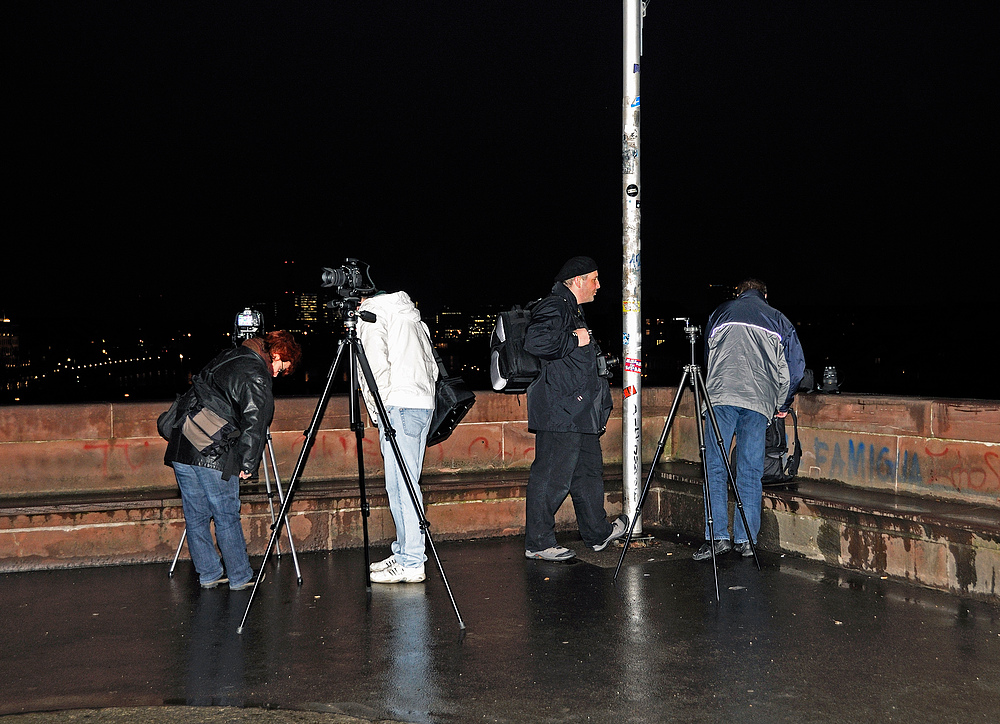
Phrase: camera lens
[{"left": 321, "top": 267, "right": 349, "bottom": 288}]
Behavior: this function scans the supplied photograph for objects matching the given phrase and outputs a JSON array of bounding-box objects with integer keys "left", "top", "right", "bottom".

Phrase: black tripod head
[
  {"left": 673, "top": 317, "right": 702, "bottom": 345},
  {"left": 673, "top": 317, "right": 705, "bottom": 372},
  {"left": 327, "top": 295, "right": 376, "bottom": 332}
]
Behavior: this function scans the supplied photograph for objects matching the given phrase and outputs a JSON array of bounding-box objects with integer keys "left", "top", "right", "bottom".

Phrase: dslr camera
[
  {"left": 233, "top": 308, "right": 263, "bottom": 345},
  {"left": 592, "top": 336, "right": 619, "bottom": 379},
  {"left": 597, "top": 351, "right": 619, "bottom": 379},
  {"left": 321, "top": 258, "right": 377, "bottom": 305}
]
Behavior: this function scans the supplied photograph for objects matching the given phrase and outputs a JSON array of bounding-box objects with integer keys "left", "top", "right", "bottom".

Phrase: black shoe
[
  {"left": 734, "top": 541, "right": 756, "bottom": 557},
  {"left": 693, "top": 540, "right": 732, "bottom": 561}
]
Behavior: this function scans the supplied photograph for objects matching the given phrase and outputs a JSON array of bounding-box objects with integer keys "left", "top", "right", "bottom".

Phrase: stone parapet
[
  {"left": 655, "top": 390, "right": 1000, "bottom": 507},
  {"left": 1, "top": 388, "right": 998, "bottom": 601},
  {"left": 650, "top": 462, "right": 1000, "bottom": 601}
]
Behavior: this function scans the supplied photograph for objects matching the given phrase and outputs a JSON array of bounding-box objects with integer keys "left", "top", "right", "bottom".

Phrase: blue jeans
[
  {"left": 703, "top": 405, "right": 769, "bottom": 544},
  {"left": 378, "top": 406, "right": 433, "bottom": 569},
  {"left": 172, "top": 462, "right": 253, "bottom": 588}
]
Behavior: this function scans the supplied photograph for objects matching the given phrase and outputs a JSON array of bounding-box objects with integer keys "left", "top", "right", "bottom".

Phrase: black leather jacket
[
  {"left": 523, "top": 283, "right": 613, "bottom": 434},
  {"left": 163, "top": 345, "right": 274, "bottom": 479}
]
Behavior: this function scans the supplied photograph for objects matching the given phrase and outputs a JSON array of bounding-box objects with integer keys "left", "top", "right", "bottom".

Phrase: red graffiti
[
  {"left": 82, "top": 440, "right": 150, "bottom": 473},
  {"left": 924, "top": 445, "right": 1000, "bottom": 493}
]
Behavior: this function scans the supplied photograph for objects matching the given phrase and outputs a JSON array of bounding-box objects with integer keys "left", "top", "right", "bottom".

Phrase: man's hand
[
  {"left": 776, "top": 410, "right": 788, "bottom": 419},
  {"left": 574, "top": 328, "right": 590, "bottom": 346},
  {"left": 239, "top": 471, "right": 252, "bottom": 480}
]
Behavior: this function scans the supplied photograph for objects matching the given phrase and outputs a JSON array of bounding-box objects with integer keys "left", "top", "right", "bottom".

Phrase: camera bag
[
  {"left": 158, "top": 352, "right": 241, "bottom": 455},
  {"left": 761, "top": 408, "right": 801, "bottom": 486},
  {"left": 730, "top": 408, "right": 801, "bottom": 486},
  {"left": 181, "top": 406, "right": 240, "bottom": 456},
  {"left": 489, "top": 300, "right": 543, "bottom": 394},
  {"left": 157, "top": 390, "right": 193, "bottom": 441},
  {"left": 427, "top": 346, "right": 476, "bottom": 447}
]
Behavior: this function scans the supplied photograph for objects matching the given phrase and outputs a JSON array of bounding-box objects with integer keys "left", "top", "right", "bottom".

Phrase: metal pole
[{"left": 621, "top": 0, "right": 644, "bottom": 533}]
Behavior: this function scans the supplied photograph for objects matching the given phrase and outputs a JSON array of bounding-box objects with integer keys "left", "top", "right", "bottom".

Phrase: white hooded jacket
[{"left": 357, "top": 291, "right": 438, "bottom": 426}]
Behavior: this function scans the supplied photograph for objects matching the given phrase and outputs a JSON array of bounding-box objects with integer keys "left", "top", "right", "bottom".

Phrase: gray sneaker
[
  {"left": 592, "top": 514, "right": 629, "bottom": 551},
  {"left": 525, "top": 546, "right": 576, "bottom": 561}
]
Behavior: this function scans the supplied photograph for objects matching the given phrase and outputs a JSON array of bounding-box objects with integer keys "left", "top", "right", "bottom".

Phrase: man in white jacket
[{"left": 357, "top": 290, "right": 439, "bottom": 583}]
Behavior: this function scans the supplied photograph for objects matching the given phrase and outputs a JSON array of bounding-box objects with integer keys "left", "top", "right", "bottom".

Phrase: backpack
[
  {"left": 761, "top": 408, "right": 801, "bottom": 485},
  {"left": 489, "top": 300, "right": 542, "bottom": 394}
]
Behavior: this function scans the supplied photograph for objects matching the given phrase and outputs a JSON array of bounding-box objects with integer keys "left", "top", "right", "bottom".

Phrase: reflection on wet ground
[{"left": 2, "top": 535, "right": 999, "bottom": 723}]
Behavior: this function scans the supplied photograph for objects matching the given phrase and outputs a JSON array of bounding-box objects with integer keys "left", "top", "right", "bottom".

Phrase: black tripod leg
[
  {"left": 690, "top": 371, "right": 722, "bottom": 602},
  {"left": 614, "top": 369, "right": 689, "bottom": 582},
  {"left": 347, "top": 349, "right": 372, "bottom": 589},
  {"left": 237, "top": 338, "right": 349, "bottom": 634},
  {"left": 353, "top": 338, "right": 466, "bottom": 631},
  {"left": 695, "top": 369, "right": 761, "bottom": 571}
]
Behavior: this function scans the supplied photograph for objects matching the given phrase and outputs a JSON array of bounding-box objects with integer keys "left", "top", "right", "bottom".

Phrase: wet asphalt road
[{"left": 2, "top": 534, "right": 999, "bottom": 723}]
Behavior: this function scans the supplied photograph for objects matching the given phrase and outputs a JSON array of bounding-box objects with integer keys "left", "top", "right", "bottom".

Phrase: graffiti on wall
[
  {"left": 812, "top": 437, "right": 913, "bottom": 483},
  {"left": 924, "top": 445, "right": 1000, "bottom": 494},
  {"left": 812, "top": 435, "right": 1000, "bottom": 496}
]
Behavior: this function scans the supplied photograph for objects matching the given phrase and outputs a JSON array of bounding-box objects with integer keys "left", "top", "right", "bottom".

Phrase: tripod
[
  {"left": 613, "top": 318, "right": 760, "bottom": 599},
  {"left": 168, "top": 427, "right": 303, "bottom": 584},
  {"left": 237, "top": 301, "right": 465, "bottom": 633}
]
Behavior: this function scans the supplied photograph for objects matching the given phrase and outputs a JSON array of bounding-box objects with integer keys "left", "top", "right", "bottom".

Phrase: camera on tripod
[
  {"left": 322, "top": 258, "right": 377, "bottom": 301},
  {"left": 233, "top": 308, "right": 263, "bottom": 344}
]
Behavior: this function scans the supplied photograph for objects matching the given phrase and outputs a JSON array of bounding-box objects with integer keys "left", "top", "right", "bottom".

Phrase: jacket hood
[{"left": 360, "top": 291, "right": 422, "bottom": 322}]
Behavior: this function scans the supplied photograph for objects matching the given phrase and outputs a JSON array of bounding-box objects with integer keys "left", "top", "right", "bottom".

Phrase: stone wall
[
  {"left": 2, "top": 388, "right": 997, "bottom": 507},
  {"left": 2, "top": 389, "right": 998, "bottom": 586},
  {"left": 659, "top": 390, "right": 1000, "bottom": 507}
]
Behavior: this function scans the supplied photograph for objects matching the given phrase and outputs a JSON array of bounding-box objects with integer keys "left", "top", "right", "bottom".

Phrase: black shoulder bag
[{"left": 426, "top": 334, "right": 476, "bottom": 447}]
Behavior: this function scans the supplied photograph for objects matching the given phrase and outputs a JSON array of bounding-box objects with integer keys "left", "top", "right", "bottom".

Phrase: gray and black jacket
[{"left": 704, "top": 289, "right": 805, "bottom": 418}]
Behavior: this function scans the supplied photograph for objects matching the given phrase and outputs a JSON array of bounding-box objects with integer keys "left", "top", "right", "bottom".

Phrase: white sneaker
[
  {"left": 370, "top": 562, "right": 426, "bottom": 584},
  {"left": 369, "top": 554, "right": 396, "bottom": 573}
]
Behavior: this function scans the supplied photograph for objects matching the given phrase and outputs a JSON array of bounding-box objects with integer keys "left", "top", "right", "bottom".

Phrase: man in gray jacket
[{"left": 695, "top": 279, "right": 805, "bottom": 561}]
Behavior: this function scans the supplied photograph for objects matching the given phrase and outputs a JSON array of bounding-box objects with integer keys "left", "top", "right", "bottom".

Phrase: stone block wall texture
[
  {"left": 2, "top": 389, "right": 997, "bottom": 506},
  {"left": 2, "top": 388, "right": 998, "bottom": 598},
  {"left": 653, "top": 390, "right": 1000, "bottom": 507}
]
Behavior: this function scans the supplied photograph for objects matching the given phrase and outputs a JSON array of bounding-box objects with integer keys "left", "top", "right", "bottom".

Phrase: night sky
[{"left": 5, "top": 1, "right": 995, "bottom": 397}]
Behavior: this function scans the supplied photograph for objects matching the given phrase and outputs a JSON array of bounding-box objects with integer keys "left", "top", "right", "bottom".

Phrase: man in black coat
[
  {"left": 163, "top": 332, "right": 301, "bottom": 589},
  {"left": 522, "top": 256, "right": 627, "bottom": 561}
]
